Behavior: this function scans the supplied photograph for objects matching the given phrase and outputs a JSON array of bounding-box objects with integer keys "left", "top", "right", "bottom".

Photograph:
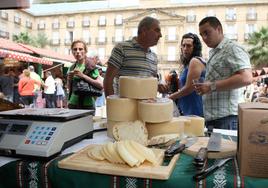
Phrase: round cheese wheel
[
  {"left": 119, "top": 76, "right": 157, "bottom": 99},
  {"left": 106, "top": 95, "right": 138, "bottom": 121},
  {"left": 138, "top": 98, "right": 173, "bottom": 123},
  {"left": 146, "top": 117, "right": 187, "bottom": 138}
]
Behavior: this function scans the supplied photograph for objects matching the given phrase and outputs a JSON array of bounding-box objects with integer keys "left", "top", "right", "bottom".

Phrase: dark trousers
[
  {"left": 206, "top": 115, "right": 238, "bottom": 133},
  {"left": 44, "top": 93, "right": 55, "bottom": 108}
]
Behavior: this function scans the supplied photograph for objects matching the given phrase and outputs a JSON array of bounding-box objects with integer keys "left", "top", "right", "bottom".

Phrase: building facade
[{"left": 0, "top": 0, "right": 267, "bottom": 76}]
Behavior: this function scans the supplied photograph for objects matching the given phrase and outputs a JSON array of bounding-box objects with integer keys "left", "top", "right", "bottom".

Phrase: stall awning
[{"left": 0, "top": 49, "right": 53, "bottom": 65}]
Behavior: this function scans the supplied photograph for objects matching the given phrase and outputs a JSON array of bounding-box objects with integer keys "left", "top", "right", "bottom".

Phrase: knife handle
[
  {"left": 165, "top": 142, "right": 185, "bottom": 156},
  {"left": 194, "top": 147, "right": 208, "bottom": 163}
]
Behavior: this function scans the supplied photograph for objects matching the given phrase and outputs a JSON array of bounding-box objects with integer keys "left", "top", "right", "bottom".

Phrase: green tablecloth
[{"left": 1, "top": 153, "right": 268, "bottom": 188}]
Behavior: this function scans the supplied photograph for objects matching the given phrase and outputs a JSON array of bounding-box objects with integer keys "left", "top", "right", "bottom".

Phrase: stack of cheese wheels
[{"left": 119, "top": 76, "right": 158, "bottom": 99}]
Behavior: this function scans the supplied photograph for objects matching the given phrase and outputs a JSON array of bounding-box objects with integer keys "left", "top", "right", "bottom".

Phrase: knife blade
[
  {"left": 165, "top": 137, "right": 198, "bottom": 157},
  {"left": 207, "top": 132, "right": 222, "bottom": 152},
  {"left": 193, "top": 157, "right": 233, "bottom": 181}
]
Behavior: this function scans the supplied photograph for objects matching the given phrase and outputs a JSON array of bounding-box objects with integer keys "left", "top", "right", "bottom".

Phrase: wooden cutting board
[
  {"left": 183, "top": 137, "right": 237, "bottom": 159},
  {"left": 58, "top": 144, "right": 179, "bottom": 180}
]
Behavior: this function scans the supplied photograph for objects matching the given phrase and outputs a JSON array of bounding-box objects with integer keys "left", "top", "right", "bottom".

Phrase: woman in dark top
[{"left": 169, "top": 33, "right": 206, "bottom": 116}]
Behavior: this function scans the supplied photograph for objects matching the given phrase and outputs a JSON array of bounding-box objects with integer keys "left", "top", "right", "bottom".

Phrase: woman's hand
[{"left": 73, "top": 69, "right": 85, "bottom": 79}]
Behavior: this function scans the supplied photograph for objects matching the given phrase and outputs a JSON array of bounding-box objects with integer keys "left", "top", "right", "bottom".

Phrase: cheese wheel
[
  {"left": 146, "top": 117, "right": 187, "bottom": 138},
  {"left": 179, "top": 116, "right": 205, "bottom": 136},
  {"left": 119, "top": 76, "right": 157, "bottom": 99},
  {"left": 106, "top": 95, "right": 138, "bottom": 121},
  {"left": 138, "top": 98, "right": 173, "bottom": 123}
]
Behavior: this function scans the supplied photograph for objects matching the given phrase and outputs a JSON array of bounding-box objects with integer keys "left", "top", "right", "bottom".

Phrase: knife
[
  {"left": 165, "top": 137, "right": 198, "bottom": 158},
  {"left": 193, "top": 157, "right": 233, "bottom": 181}
]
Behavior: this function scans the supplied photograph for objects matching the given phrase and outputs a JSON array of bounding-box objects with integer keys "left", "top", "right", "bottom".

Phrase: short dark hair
[
  {"left": 199, "top": 16, "right": 222, "bottom": 30},
  {"left": 138, "top": 16, "right": 159, "bottom": 35},
  {"left": 180, "top": 33, "right": 202, "bottom": 66}
]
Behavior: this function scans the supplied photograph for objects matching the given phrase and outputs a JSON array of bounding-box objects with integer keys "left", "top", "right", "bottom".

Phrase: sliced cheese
[
  {"left": 179, "top": 116, "right": 205, "bottom": 136},
  {"left": 138, "top": 98, "right": 173, "bottom": 123},
  {"left": 112, "top": 120, "right": 148, "bottom": 146},
  {"left": 119, "top": 76, "right": 157, "bottom": 99},
  {"left": 89, "top": 146, "right": 105, "bottom": 161},
  {"left": 106, "top": 142, "right": 125, "bottom": 164},
  {"left": 148, "top": 133, "right": 180, "bottom": 146},
  {"left": 107, "top": 120, "right": 118, "bottom": 138},
  {"left": 106, "top": 95, "right": 138, "bottom": 121},
  {"left": 146, "top": 117, "right": 187, "bottom": 138},
  {"left": 129, "top": 140, "right": 157, "bottom": 166},
  {"left": 124, "top": 140, "right": 145, "bottom": 164},
  {"left": 116, "top": 141, "right": 139, "bottom": 167}
]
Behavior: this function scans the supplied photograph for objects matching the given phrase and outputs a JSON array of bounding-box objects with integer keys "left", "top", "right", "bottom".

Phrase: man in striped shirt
[{"left": 104, "top": 16, "right": 162, "bottom": 97}]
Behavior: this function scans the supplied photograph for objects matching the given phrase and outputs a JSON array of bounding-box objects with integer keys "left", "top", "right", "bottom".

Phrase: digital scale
[{"left": 0, "top": 108, "right": 94, "bottom": 159}]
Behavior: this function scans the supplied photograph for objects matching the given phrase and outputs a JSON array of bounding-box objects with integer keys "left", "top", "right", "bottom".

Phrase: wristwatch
[{"left": 210, "top": 81, "right": 217, "bottom": 92}]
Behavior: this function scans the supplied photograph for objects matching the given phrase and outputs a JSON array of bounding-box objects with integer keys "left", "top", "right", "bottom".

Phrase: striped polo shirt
[{"left": 108, "top": 37, "right": 158, "bottom": 94}]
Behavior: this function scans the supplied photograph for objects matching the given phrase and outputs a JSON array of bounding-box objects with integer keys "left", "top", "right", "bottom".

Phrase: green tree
[
  {"left": 248, "top": 27, "right": 268, "bottom": 67},
  {"left": 34, "top": 32, "right": 48, "bottom": 48},
  {"left": 12, "top": 31, "right": 34, "bottom": 45}
]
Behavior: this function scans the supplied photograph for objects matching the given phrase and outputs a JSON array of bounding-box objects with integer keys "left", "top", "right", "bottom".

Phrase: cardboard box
[{"left": 238, "top": 103, "right": 268, "bottom": 178}]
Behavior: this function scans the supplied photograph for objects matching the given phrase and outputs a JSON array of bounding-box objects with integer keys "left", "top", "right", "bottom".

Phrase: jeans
[{"left": 206, "top": 115, "right": 238, "bottom": 132}]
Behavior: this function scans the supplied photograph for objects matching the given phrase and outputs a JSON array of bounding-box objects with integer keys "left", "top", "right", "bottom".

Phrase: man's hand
[{"left": 193, "top": 81, "right": 212, "bottom": 95}]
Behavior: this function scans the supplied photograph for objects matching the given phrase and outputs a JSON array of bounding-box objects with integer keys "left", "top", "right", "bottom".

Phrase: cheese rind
[
  {"left": 119, "top": 76, "right": 158, "bottom": 99},
  {"left": 106, "top": 95, "right": 138, "bottom": 121},
  {"left": 146, "top": 117, "right": 186, "bottom": 138},
  {"left": 138, "top": 98, "right": 173, "bottom": 123},
  {"left": 179, "top": 116, "right": 205, "bottom": 136}
]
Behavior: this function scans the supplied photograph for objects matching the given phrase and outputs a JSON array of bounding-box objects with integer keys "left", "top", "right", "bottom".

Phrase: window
[
  {"left": 115, "top": 15, "right": 123, "bottom": 25},
  {"left": 226, "top": 8, "right": 236, "bottom": 21},
  {"left": 83, "top": 30, "right": 91, "bottom": 44},
  {"left": 26, "top": 18, "right": 32, "bottom": 29},
  {"left": 99, "top": 16, "right": 106, "bottom": 26},
  {"left": 98, "top": 30, "right": 106, "bottom": 42},
  {"left": 0, "top": 11, "right": 8, "bottom": 20},
  {"left": 67, "top": 18, "right": 75, "bottom": 28},
  {"left": 167, "top": 46, "right": 176, "bottom": 61},
  {"left": 167, "top": 27, "right": 176, "bottom": 41},
  {"left": 186, "top": 10, "right": 196, "bottom": 22},
  {"left": 38, "top": 20, "right": 45, "bottom": 29},
  {"left": 14, "top": 13, "right": 21, "bottom": 24},
  {"left": 52, "top": 19, "right": 59, "bottom": 29},
  {"left": 247, "top": 8, "right": 257, "bottom": 20},
  {"left": 51, "top": 32, "right": 60, "bottom": 45},
  {"left": 65, "top": 31, "right": 73, "bottom": 45},
  {"left": 64, "top": 48, "right": 71, "bottom": 55},
  {"left": 225, "top": 24, "right": 237, "bottom": 40},
  {"left": 98, "top": 48, "right": 105, "bottom": 60},
  {"left": 82, "top": 16, "right": 90, "bottom": 27},
  {"left": 115, "top": 29, "right": 123, "bottom": 42},
  {"left": 245, "top": 24, "right": 256, "bottom": 40}
]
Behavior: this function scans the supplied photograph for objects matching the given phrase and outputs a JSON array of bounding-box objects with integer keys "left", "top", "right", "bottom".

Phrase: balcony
[
  {"left": 26, "top": 21, "right": 32, "bottom": 29},
  {"left": 0, "top": 11, "right": 8, "bottom": 20},
  {"left": 95, "top": 37, "right": 107, "bottom": 45},
  {"left": 64, "top": 39, "right": 72, "bottom": 45},
  {"left": 38, "top": 23, "right": 46, "bottom": 30},
  {"left": 246, "top": 13, "right": 257, "bottom": 21},
  {"left": 112, "top": 36, "right": 124, "bottom": 44},
  {"left": 52, "top": 22, "right": 60, "bottom": 29},
  {"left": 165, "top": 35, "right": 178, "bottom": 42},
  {"left": 50, "top": 39, "right": 60, "bottom": 46},
  {"left": 14, "top": 17, "right": 21, "bottom": 25},
  {"left": 98, "top": 20, "right": 106, "bottom": 27},
  {"left": 66, "top": 21, "right": 75, "bottom": 28},
  {"left": 0, "top": 30, "right": 9, "bottom": 39},
  {"left": 225, "top": 33, "right": 238, "bottom": 40},
  {"left": 82, "top": 20, "right": 90, "bottom": 27},
  {"left": 186, "top": 15, "right": 196, "bottom": 23},
  {"left": 225, "top": 14, "right": 237, "bottom": 21}
]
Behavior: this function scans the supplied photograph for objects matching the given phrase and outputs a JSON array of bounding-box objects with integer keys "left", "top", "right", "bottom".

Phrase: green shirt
[{"left": 68, "top": 63, "right": 99, "bottom": 107}]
